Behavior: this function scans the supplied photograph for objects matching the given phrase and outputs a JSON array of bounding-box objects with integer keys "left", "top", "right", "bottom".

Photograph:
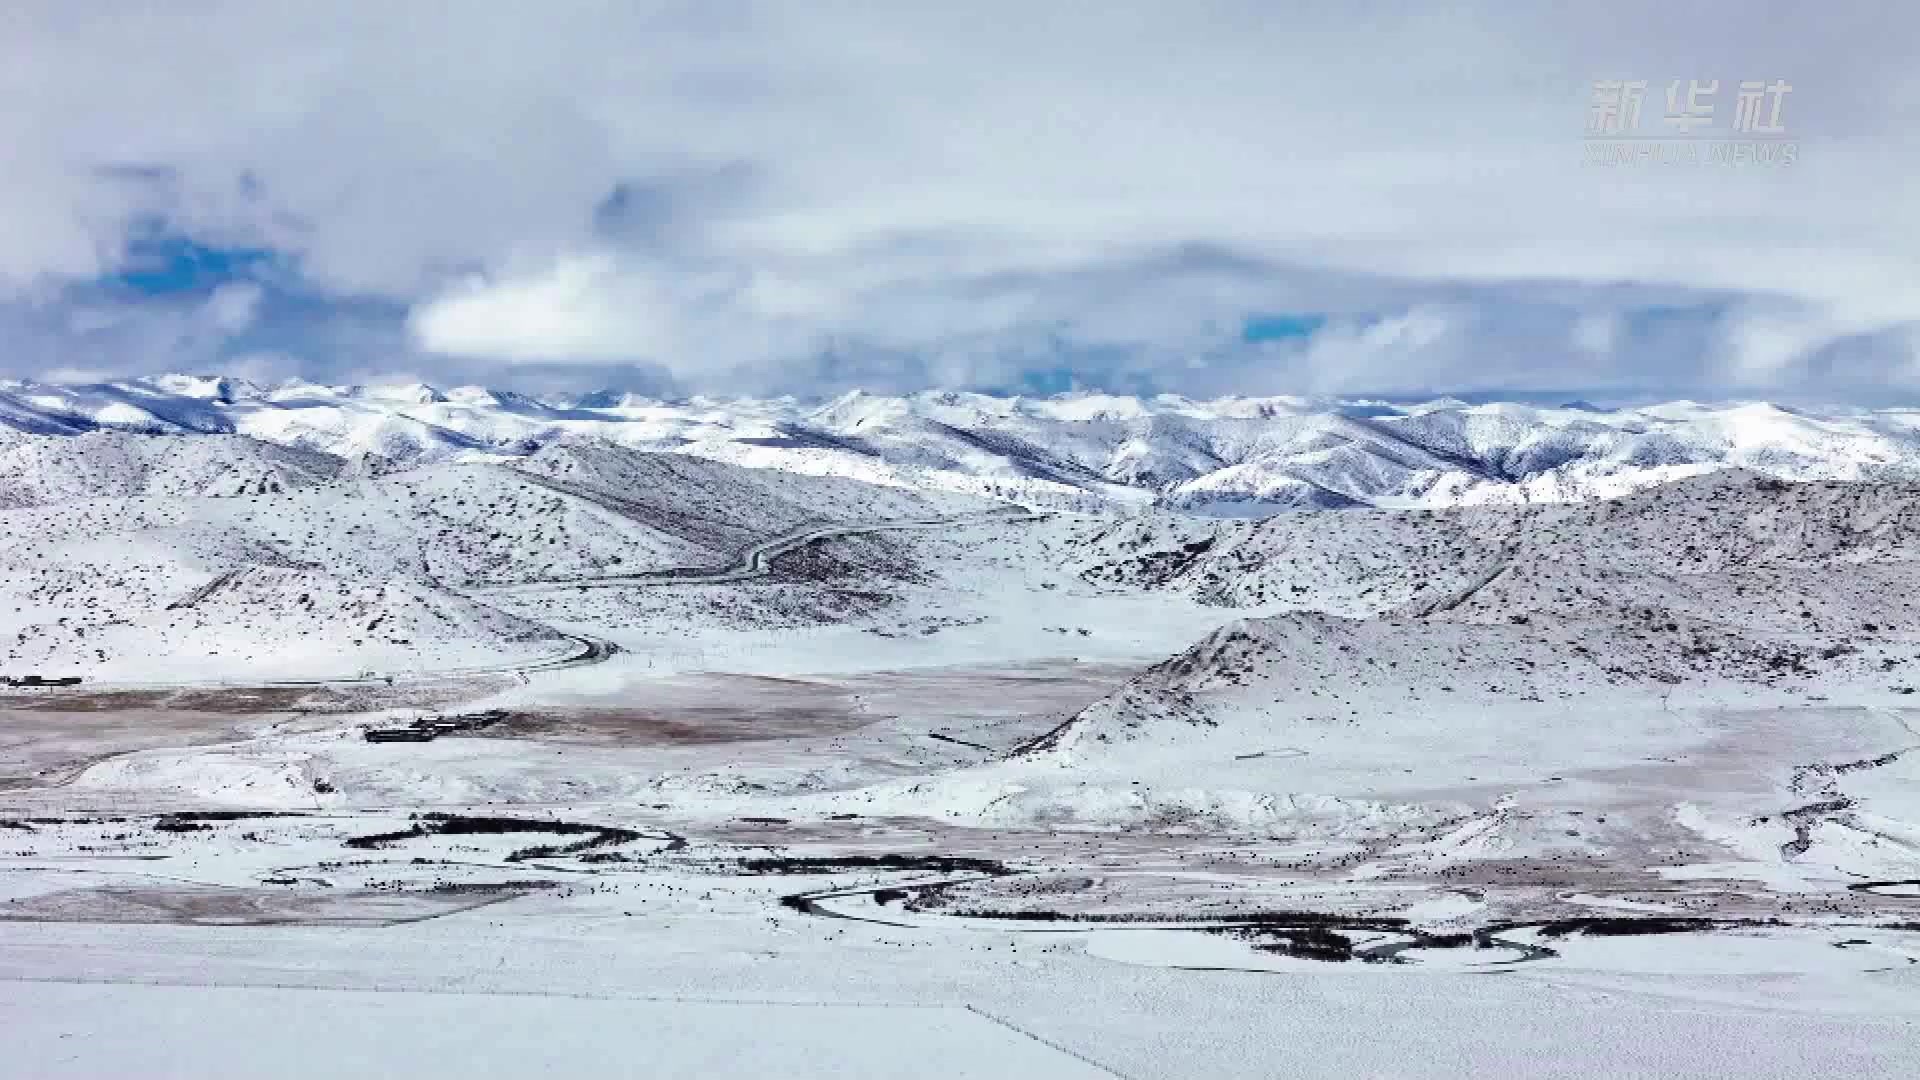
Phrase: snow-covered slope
[
  {"left": 0, "top": 430, "right": 344, "bottom": 507},
  {"left": 0, "top": 441, "right": 997, "bottom": 680},
  {"left": 1067, "top": 470, "right": 1920, "bottom": 610},
  {"left": 6, "top": 376, "right": 1920, "bottom": 513},
  {"left": 816, "top": 471, "right": 1920, "bottom": 894},
  {"left": 879, "top": 471, "right": 1920, "bottom": 840},
  {"left": 0, "top": 565, "right": 573, "bottom": 682}
]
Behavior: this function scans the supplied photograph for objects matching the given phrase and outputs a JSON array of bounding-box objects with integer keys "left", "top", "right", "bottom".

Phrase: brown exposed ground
[
  {"left": 0, "top": 677, "right": 510, "bottom": 792},
  {"left": 465, "top": 664, "right": 1137, "bottom": 749}
]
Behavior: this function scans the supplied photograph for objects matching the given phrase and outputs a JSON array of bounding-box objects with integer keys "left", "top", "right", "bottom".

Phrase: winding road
[{"left": 462, "top": 506, "right": 1045, "bottom": 596}]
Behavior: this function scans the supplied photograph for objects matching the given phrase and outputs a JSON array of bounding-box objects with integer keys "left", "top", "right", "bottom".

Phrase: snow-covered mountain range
[
  {"left": 6, "top": 374, "right": 1920, "bottom": 513},
  {"left": 7, "top": 372, "right": 1920, "bottom": 947}
]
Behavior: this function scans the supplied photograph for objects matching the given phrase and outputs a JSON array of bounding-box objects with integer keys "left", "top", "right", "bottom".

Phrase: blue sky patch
[
  {"left": 111, "top": 230, "right": 278, "bottom": 296},
  {"left": 1240, "top": 313, "right": 1327, "bottom": 343}
]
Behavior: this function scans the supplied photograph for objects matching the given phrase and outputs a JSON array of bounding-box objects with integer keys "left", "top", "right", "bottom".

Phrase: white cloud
[
  {"left": 408, "top": 256, "right": 659, "bottom": 362},
  {"left": 3, "top": 2, "right": 1918, "bottom": 397},
  {"left": 202, "top": 282, "right": 263, "bottom": 334},
  {"left": 407, "top": 254, "right": 846, "bottom": 377}
]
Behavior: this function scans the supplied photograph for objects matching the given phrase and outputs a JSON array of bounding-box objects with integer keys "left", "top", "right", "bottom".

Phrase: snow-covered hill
[
  {"left": 1066, "top": 470, "right": 1920, "bottom": 610},
  {"left": 0, "top": 440, "right": 995, "bottom": 680},
  {"left": 0, "top": 430, "right": 343, "bottom": 508},
  {"left": 902, "top": 470, "right": 1920, "bottom": 855},
  {"left": 6, "top": 375, "right": 1920, "bottom": 512},
  {"left": 0, "top": 565, "right": 575, "bottom": 682}
]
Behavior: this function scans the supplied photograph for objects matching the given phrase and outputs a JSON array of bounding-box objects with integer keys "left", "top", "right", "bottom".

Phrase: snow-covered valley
[{"left": 4, "top": 391, "right": 1920, "bottom": 1077}]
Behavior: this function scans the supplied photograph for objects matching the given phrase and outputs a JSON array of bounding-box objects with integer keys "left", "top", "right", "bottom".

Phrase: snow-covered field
[{"left": 5, "top": 403, "right": 1920, "bottom": 1077}]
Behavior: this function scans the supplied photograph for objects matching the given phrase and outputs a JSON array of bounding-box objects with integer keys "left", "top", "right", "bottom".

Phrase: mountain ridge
[{"left": 6, "top": 374, "right": 1920, "bottom": 514}]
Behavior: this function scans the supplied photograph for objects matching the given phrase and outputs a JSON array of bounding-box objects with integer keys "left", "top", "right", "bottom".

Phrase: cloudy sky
[{"left": 4, "top": 1, "right": 1916, "bottom": 401}]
